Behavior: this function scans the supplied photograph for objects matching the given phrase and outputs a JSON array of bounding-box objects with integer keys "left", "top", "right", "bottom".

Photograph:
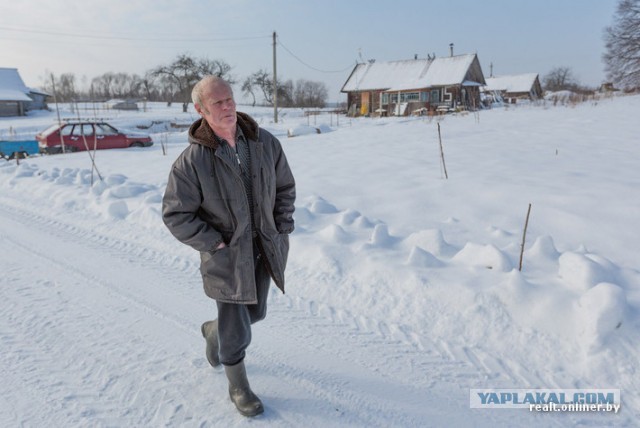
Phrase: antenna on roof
[
  {"left": 449, "top": 43, "right": 454, "bottom": 57},
  {"left": 358, "top": 48, "right": 365, "bottom": 64}
]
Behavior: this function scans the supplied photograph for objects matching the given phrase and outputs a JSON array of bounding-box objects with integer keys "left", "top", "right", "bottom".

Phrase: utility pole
[
  {"left": 273, "top": 31, "right": 278, "bottom": 123},
  {"left": 50, "top": 73, "right": 66, "bottom": 154}
]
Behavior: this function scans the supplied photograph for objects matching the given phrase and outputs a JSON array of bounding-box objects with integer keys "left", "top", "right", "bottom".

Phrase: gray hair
[{"left": 192, "top": 75, "right": 233, "bottom": 106}]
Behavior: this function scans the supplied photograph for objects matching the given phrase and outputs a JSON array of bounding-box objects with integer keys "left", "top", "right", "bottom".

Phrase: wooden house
[
  {"left": 0, "top": 68, "right": 49, "bottom": 116},
  {"left": 341, "top": 53, "right": 486, "bottom": 117},
  {"left": 483, "top": 73, "right": 542, "bottom": 104}
]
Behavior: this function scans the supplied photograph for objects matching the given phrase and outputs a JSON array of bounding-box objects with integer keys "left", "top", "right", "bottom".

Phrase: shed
[
  {"left": 483, "top": 73, "right": 542, "bottom": 103},
  {"left": 26, "top": 87, "right": 50, "bottom": 110},
  {"left": 341, "top": 53, "right": 486, "bottom": 117}
]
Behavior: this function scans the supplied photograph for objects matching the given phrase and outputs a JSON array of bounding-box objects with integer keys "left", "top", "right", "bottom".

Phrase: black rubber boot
[
  {"left": 201, "top": 320, "right": 220, "bottom": 367},
  {"left": 224, "top": 361, "right": 264, "bottom": 417}
]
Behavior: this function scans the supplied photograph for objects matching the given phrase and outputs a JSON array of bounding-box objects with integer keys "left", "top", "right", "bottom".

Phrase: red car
[{"left": 36, "top": 120, "right": 153, "bottom": 154}]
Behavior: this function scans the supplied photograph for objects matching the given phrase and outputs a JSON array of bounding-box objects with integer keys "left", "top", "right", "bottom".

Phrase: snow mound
[
  {"left": 526, "top": 235, "right": 560, "bottom": 261},
  {"left": 452, "top": 242, "right": 513, "bottom": 272},
  {"left": 318, "top": 224, "right": 352, "bottom": 243},
  {"left": 406, "top": 246, "right": 443, "bottom": 267},
  {"left": 576, "top": 282, "right": 627, "bottom": 353},
  {"left": 287, "top": 125, "right": 320, "bottom": 137},
  {"left": 368, "top": 223, "right": 396, "bottom": 247},
  {"left": 308, "top": 197, "right": 339, "bottom": 214},
  {"left": 404, "top": 229, "right": 456, "bottom": 257},
  {"left": 558, "top": 252, "right": 613, "bottom": 292}
]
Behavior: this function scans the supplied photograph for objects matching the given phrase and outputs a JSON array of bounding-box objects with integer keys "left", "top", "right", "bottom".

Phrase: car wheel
[{"left": 130, "top": 142, "right": 144, "bottom": 148}]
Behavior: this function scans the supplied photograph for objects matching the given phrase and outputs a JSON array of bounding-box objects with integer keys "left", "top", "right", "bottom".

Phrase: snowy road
[{"left": 0, "top": 192, "right": 531, "bottom": 427}]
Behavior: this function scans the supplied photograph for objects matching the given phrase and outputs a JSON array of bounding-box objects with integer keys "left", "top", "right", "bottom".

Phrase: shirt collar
[{"left": 213, "top": 125, "right": 246, "bottom": 147}]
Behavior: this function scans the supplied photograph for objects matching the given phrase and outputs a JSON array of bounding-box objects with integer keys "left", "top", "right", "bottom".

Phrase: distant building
[
  {"left": 0, "top": 68, "right": 50, "bottom": 117},
  {"left": 341, "top": 52, "right": 486, "bottom": 117},
  {"left": 483, "top": 73, "right": 542, "bottom": 104},
  {"left": 598, "top": 82, "right": 619, "bottom": 93}
]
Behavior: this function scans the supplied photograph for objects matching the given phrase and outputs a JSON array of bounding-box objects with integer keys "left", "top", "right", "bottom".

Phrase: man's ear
[{"left": 194, "top": 103, "right": 204, "bottom": 115}]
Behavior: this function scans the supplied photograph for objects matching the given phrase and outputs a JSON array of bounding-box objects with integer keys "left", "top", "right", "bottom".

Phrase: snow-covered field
[{"left": 1, "top": 96, "right": 638, "bottom": 427}]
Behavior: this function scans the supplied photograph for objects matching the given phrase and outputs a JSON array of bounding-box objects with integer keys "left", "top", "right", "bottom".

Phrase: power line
[
  {"left": 277, "top": 37, "right": 354, "bottom": 74},
  {"left": 0, "top": 25, "right": 270, "bottom": 43}
]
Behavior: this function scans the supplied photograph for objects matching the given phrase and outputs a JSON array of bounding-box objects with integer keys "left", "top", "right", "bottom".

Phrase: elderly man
[{"left": 162, "top": 76, "right": 295, "bottom": 416}]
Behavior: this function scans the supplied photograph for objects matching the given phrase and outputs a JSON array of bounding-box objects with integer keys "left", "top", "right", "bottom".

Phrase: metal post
[{"left": 273, "top": 31, "right": 278, "bottom": 123}]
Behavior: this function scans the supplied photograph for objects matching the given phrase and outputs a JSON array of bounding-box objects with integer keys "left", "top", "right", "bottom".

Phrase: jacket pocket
[{"left": 200, "top": 247, "right": 232, "bottom": 287}]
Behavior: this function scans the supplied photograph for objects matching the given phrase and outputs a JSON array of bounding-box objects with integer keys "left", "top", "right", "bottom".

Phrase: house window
[
  {"left": 385, "top": 92, "right": 420, "bottom": 103},
  {"left": 430, "top": 89, "right": 440, "bottom": 104},
  {"left": 400, "top": 92, "right": 419, "bottom": 102},
  {"left": 420, "top": 91, "right": 429, "bottom": 102}
]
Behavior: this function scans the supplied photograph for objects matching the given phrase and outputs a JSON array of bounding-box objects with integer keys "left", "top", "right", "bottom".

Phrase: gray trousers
[{"left": 216, "top": 239, "right": 271, "bottom": 366}]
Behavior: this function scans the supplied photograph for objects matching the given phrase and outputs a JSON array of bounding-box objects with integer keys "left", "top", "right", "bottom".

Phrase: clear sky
[{"left": 0, "top": 0, "right": 619, "bottom": 103}]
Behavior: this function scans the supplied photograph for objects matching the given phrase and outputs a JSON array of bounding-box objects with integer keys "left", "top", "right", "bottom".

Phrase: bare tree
[
  {"left": 141, "top": 72, "right": 159, "bottom": 101},
  {"left": 278, "top": 79, "right": 295, "bottom": 107},
  {"left": 294, "top": 79, "right": 328, "bottom": 108},
  {"left": 246, "top": 71, "right": 326, "bottom": 107},
  {"left": 91, "top": 72, "right": 116, "bottom": 100},
  {"left": 241, "top": 77, "right": 257, "bottom": 107},
  {"left": 43, "top": 72, "right": 78, "bottom": 102},
  {"left": 542, "top": 67, "right": 579, "bottom": 91},
  {"left": 58, "top": 73, "right": 78, "bottom": 102},
  {"left": 150, "top": 53, "right": 234, "bottom": 112},
  {"left": 250, "top": 69, "right": 275, "bottom": 105},
  {"left": 603, "top": 0, "right": 640, "bottom": 89}
]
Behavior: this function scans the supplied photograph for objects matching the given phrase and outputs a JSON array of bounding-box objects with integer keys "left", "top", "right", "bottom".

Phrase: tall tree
[
  {"left": 603, "top": 0, "right": 640, "bottom": 89},
  {"left": 151, "top": 53, "right": 234, "bottom": 112}
]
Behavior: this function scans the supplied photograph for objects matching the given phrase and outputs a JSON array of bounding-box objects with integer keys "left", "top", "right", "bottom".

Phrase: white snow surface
[{"left": 1, "top": 96, "right": 639, "bottom": 427}]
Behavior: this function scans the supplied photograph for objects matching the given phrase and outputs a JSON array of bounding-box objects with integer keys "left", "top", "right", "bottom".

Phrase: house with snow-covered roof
[
  {"left": 341, "top": 52, "right": 486, "bottom": 117},
  {"left": 0, "top": 68, "right": 49, "bottom": 116},
  {"left": 483, "top": 73, "right": 542, "bottom": 104}
]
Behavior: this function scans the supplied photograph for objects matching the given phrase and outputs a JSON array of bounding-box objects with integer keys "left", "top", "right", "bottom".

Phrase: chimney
[
  {"left": 414, "top": 54, "right": 418, "bottom": 60},
  {"left": 449, "top": 43, "right": 454, "bottom": 57}
]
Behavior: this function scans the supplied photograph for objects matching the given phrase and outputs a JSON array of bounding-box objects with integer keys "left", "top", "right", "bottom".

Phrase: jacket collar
[{"left": 189, "top": 111, "right": 259, "bottom": 149}]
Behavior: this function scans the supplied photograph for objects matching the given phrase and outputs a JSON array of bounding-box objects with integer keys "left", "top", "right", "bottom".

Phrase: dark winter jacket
[{"left": 162, "top": 112, "right": 296, "bottom": 304}]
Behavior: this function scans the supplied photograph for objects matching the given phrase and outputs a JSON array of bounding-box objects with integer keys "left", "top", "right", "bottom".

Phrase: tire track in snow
[{"left": 0, "top": 198, "right": 522, "bottom": 389}]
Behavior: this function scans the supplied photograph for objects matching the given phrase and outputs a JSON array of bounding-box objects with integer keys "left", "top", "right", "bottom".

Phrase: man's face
[{"left": 196, "top": 81, "right": 237, "bottom": 134}]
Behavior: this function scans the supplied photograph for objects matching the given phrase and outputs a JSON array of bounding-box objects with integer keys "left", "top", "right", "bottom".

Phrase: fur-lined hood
[{"left": 188, "top": 111, "right": 260, "bottom": 149}]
